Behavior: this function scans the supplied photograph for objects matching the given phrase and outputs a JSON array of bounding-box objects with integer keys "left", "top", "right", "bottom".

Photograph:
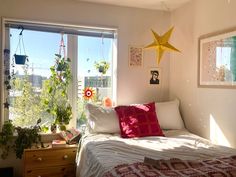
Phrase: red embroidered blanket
[{"left": 103, "top": 155, "right": 236, "bottom": 177}]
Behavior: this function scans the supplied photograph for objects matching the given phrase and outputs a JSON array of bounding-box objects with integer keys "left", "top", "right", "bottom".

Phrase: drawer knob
[
  {"left": 63, "top": 155, "right": 68, "bottom": 159},
  {"left": 37, "top": 157, "right": 42, "bottom": 161},
  {"left": 38, "top": 176, "right": 41, "bottom": 177}
]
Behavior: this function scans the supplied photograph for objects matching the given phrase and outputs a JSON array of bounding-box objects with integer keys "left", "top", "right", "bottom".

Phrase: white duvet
[{"left": 76, "top": 129, "right": 236, "bottom": 177}]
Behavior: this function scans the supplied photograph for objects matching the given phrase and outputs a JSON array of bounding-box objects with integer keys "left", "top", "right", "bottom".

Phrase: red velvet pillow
[{"left": 114, "top": 102, "right": 164, "bottom": 138}]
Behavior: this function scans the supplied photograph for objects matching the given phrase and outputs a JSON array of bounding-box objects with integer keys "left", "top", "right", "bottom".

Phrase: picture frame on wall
[
  {"left": 128, "top": 46, "right": 143, "bottom": 67},
  {"left": 149, "top": 67, "right": 161, "bottom": 85},
  {"left": 199, "top": 27, "right": 236, "bottom": 88}
]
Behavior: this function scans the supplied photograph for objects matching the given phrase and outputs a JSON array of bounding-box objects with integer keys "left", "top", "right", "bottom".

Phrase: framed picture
[
  {"left": 199, "top": 27, "right": 236, "bottom": 88},
  {"left": 149, "top": 68, "right": 161, "bottom": 85},
  {"left": 128, "top": 46, "right": 143, "bottom": 67}
]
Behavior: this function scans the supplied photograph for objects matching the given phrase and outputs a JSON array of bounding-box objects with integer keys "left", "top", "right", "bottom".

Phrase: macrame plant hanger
[
  {"left": 100, "top": 33, "right": 104, "bottom": 60},
  {"left": 59, "top": 32, "right": 66, "bottom": 59},
  {"left": 56, "top": 33, "right": 67, "bottom": 79}
]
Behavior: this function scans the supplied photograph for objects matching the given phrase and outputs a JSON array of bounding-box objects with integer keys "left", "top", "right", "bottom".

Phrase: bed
[{"left": 76, "top": 100, "right": 236, "bottom": 177}]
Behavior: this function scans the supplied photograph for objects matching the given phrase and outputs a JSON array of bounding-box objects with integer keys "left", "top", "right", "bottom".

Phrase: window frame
[{"left": 1, "top": 17, "right": 117, "bottom": 129}]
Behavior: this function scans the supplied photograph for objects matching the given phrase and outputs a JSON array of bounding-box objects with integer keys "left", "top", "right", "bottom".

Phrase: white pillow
[
  {"left": 155, "top": 99, "right": 185, "bottom": 130},
  {"left": 85, "top": 103, "right": 120, "bottom": 134}
]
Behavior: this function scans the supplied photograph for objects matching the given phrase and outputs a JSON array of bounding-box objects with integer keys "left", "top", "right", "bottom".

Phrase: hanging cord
[
  {"left": 14, "top": 26, "right": 27, "bottom": 56},
  {"left": 161, "top": 1, "right": 170, "bottom": 11},
  {"left": 101, "top": 33, "right": 104, "bottom": 59},
  {"left": 59, "top": 32, "right": 66, "bottom": 59}
]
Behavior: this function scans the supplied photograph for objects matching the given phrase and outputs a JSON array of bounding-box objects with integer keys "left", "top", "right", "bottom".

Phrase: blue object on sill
[{"left": 14, "top": 54, "right": 27, "bottom": 65}]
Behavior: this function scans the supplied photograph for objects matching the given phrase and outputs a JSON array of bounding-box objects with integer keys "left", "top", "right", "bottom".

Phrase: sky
[{"left": 10, "top": 28, "right": 113, "bottom": 78}]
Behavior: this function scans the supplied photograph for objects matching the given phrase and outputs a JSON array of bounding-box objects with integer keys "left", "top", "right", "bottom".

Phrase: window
[
  {"left": 1, "top": 18, "right": 117, "bottom": 130},
  {"left": 77, "top": 36, "right": 114, "bottom": 129},
  {"left": 8, "top": 29, "right": 66, "bottom": 127}
]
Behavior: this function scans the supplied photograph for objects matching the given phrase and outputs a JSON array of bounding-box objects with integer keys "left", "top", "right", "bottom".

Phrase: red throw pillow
[{"left": 114, "top": 102, "right": 164, "bottom": 138}]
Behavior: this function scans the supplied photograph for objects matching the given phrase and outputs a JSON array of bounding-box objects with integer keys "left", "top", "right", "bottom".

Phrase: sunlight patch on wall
[{"left": 210, "top": 114, "right": 231, "bottom": 147}]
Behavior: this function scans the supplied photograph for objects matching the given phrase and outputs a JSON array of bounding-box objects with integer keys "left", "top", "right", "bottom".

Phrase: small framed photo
[
  {"left": 128, "top": 46, "right": 143, "bottom": 67},
  {"left": 149, "top": 68, "right": 161, "bottom": 85}
]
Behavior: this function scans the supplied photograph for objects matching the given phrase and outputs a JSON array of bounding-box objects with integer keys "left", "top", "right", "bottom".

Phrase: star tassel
[{"left": 144, "top": 27, "right": 180, "bottom": 65}]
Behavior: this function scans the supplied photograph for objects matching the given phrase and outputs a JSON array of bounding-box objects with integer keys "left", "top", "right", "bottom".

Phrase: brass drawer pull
[
  {"left": 37, "top": 157, "right": 42, "bottom": 161},
  {"left": 63, "top": 155, "right": 68, "bottom": 159}
]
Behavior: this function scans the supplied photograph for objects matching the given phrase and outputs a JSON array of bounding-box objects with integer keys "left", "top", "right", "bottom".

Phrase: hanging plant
[
  {"left": 13, "top": 26, "right": 29, "bottom": 65},
  {"left": 44, "top": 54, "right": 72, "bottom": 129},
  {"left": 55, "top": 54, "right": 70, "bottom": 72},
  {"left": 14, "top": 54, "right": 28, "bottom": 65},
  {"left": 94, "top": 60, "right": 110, "bottom": 75},
  {"left": 43, "top": 34, "right": 72, "bottom": 131}
]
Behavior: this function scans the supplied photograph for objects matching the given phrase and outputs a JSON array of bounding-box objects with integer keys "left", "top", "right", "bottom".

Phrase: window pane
[
  {"left": 8, "top": 28, "right": 67, "bottom": 127},
  {"left": 77, "top": 36, "right": 114, "bottom": 129}
]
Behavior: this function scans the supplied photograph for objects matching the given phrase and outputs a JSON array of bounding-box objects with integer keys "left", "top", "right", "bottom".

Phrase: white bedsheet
[{"left": 76, "top": 129, "right": 236, "bottom": 177}]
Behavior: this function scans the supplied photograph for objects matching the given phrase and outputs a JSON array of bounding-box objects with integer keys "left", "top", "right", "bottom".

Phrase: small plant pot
[
  {"left": 59, "top": 124, "right": 66, "bottom": 131},
  {"left": 50, "top": 124, "right": 57, "bottom": 133},
  {"left": 98, "top": 66, "right": 104, "bottom": 73},
  {"left": 56, "top": 63, "right": 65, "bottom": 71},
  {"left": 14, "top": 54, "right": 27, "bottom": 65}
]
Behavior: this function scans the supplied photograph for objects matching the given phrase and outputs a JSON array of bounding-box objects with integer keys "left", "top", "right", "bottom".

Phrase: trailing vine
[
  {"left": 0, "top": 119, "right": 42, "bottom": 159},
  {"left": 43, "top": 54, "right": 72, "bottom": 129},
  {"left": 0, "top": 121, "right": 14, "bottom": 159}
]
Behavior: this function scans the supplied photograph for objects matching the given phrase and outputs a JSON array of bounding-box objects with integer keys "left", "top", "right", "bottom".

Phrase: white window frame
[{"left": 1, "top": 17, "right": 117, "bottom": 129}]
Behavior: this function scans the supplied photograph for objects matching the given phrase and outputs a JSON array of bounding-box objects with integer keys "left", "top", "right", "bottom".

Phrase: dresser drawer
[
  {"left": 24, "top": 148, "right": 77, "bottom": 169},
  {"left": 25, "top": 165, "right": 75, "bottom": 177}
]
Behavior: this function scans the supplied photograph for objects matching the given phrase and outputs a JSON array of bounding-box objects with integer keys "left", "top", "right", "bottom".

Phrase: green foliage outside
[
  {"left": 10, "top": 54, "right": 72, "bottom": 129},
  {"left": 11, "top": 67, "right": 44, "bottom": 127},
  {"left": 9, "top": 55, "right": 110, "bottom": 132}
]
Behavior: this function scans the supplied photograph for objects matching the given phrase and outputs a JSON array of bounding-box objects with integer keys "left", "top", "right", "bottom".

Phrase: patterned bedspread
[
  {"left": 76, "top": 130, "right": 236, "bottom": 177},
  {"left": 103, "top": 156, "right": 236, "bottom": 177}
]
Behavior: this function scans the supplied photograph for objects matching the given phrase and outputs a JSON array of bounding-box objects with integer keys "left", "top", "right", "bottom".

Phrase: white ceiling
[{"left": 77, "top": 0, "right": 191, "bottom": 11}]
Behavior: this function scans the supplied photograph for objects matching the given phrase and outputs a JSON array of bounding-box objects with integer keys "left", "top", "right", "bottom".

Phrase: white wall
[
  {"left": 0, "top": 0, "right": 171, "bottom": 105},
  {"left": 170, "top": 0, "right": 236, "bottom": 148},
  {"left": 0, "top": 0, "right": 170, "bottom": 176}
]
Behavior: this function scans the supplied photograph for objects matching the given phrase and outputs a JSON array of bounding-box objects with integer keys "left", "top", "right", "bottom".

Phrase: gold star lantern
[{"left": 144, "top": 27, "right": 180, "bottom": 65}]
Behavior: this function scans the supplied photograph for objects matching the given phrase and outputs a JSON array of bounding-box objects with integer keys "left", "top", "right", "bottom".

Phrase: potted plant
[
  {"left": 55, "top": 54, "right": 70, "bottom": 71},
  {"left": 0, "top": 119, "right": 42, "bottom": 159},
  {"left": 14, "top": 119, "right": 42, "bottom": 159},
  {"left": 0, "top": 120, "right": 14, "bottom": 159},
  {"left": 94, "top": 60, "right": 110, "bottom": 75},
  {"left": 55, "top": 104, "right": 72, "bottom": 131}
]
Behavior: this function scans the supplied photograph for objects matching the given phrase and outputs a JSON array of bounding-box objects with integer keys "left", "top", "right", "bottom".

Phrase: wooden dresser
[{"left": 23, "top": 145, "right": 77, "bottom": 177}]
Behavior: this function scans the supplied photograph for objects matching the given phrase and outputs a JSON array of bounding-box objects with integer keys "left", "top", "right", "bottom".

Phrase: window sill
[
  {"left": 40, "top": 132, "right": 63, "bottom": 143},
  {"left": 12, "top": 132, "right": 63, "bottom": 143}
]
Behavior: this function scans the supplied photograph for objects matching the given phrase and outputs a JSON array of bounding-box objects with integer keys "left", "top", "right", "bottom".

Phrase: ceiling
[{"left": 77, "top": 0, "right": 191, "bottom": 11}]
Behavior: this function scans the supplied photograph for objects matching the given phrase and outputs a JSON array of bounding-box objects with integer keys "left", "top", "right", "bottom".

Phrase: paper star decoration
[{"left": 144, "top": 27, "right": 180, "bottom": 65}]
